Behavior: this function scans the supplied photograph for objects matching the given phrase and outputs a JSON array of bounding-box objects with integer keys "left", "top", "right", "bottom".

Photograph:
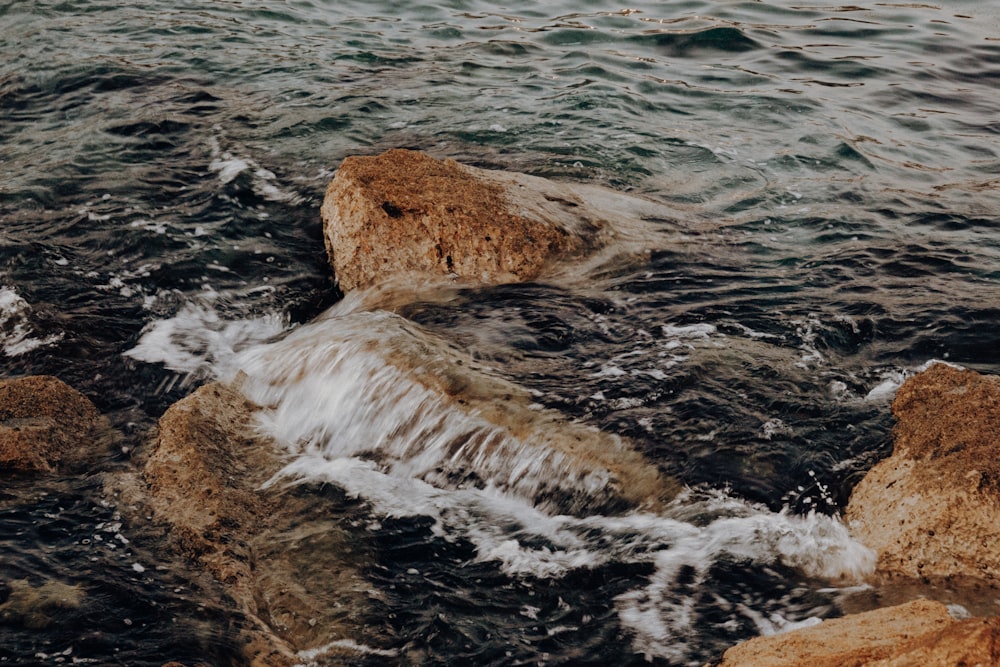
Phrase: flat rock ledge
[
  {"left": 845, "top": 362, "right": 1000, "bottom": 582},
  {"left": 0, "top": 375, "right": 113, "bottom": 474},
  {"left": 716, "top": 599, "right": 1000, "bottom": 667},
  {"left": 321, "top": 148, "right": 663, "bottom": 291},
  {"left": 231, "top": 310, "right": 680, "bottom": 516}
]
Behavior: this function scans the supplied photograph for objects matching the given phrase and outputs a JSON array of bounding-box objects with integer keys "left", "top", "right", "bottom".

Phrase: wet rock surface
[
  {"left": 0, "top": 375, "right": 114, "bottom": 474},
  {"left": 135, "top": 382, "right": 380, "bottom": 666},
  {"left": 846, "top": 363, "right": 1000, "bottom": 582},
  {"left": 229, "top": 308, "right": 680, "bottom": 517},
  {"left": 321, "top": 148, "right": 668, "bottom": 292},
  {"left": 716, "top": 598, "right": 1000, "bottom": 667},
  {"left": 0, "top": 579, "right": 84, "bottom": 630}
]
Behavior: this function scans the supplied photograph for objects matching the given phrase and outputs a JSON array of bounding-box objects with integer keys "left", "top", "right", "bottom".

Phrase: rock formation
[
  {"left": 320, "top": 148, "right": 669, "bottom": 292},
  {"left": 716, "top": 598, "right": 1000, "bottom": 666},
  {"left": 719, "top": 362, "right": 1000, "bottom": 665},
  {"left": 136, "top": 381, "right": 378, "bottom": 667},
  {"left": 845, "top": 362, "right": 1000, "bottom": 582},
  {"left": 0, "top": 374, "right": 113, "bottom": 473}
]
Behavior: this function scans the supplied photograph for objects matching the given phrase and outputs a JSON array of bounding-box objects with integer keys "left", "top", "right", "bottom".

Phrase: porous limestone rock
[
  {"left": 321, "top": 148, "right": 668, "bottom": 292},
  {"left": 0, "top": 375, "right": 112, "bottom": 473},
  {"left": 139, "top": 382, "right": 377, "bottom": 667},
  {"left": 717, "top": 598, "right": 1000, "bottom": 667},
  {"left": 845, "top": 363, "right": 1000, "bottom": 582}
]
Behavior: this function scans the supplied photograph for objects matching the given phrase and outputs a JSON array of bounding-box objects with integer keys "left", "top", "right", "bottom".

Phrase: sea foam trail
[{"left": 271, "top": 453, "right": 873, "bottom": 662}]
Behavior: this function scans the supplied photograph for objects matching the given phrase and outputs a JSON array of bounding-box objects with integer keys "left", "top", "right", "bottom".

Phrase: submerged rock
[
  {"left": 229, "top": 308, "right": 680, "bottom": 516},
  {"left": 716, "top": 598, "right": 1000, "bottom": 666},
  {"left": 0, "top": 578, "right": 84, "bottom": 630},
  {"left": 845, "top": 363, "right": 1000, "bottom": 582},
  {"left": 0, "top": 375, "right": 113, "bottom": 474},
  {"left": 321, "top": 148, "right": 668, "bottom": 291},
  {"left": 138, "top": 382, "right": 377, "bottom": 666}
]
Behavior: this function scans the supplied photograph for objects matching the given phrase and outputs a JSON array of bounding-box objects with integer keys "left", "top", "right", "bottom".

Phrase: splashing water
[
  {"left": 0, "top": 286, "right": 63, "bottom": 357},
  {"left": 9, "top": 1, "right": 999, "bottom": 661},
  {"left": 128, "top": 288, "right": 876, "bottom": 662}
]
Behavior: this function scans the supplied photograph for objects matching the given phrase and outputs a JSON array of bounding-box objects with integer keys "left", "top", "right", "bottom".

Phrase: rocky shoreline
[{"left": 3, "top": 151, "right": 1000, "bottom": 665}]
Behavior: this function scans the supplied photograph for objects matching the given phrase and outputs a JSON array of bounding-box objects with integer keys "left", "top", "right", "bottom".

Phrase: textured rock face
[
  {"left": 845, "top": 363, "right": 1000, "bottom": 581},
  {"left": 0, "top": 375, "right": 111, "bottom": 473},
  {"left": 717, "top": 599, "right": 1000, "bottom": 667},
  {"left": 321, "top": 149, "right": 612, "bottom": 291},
  {"left": 140, "top": 382, "right": 375, "bottom": 667}
]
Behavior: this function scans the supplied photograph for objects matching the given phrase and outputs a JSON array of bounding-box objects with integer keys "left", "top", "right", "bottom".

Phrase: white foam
[
  {"left": 295, "top": 638, "right": 399, "bottom": 664},
  {"left": 760, "top": 418, "right": 792, "bottom": 440},
  {"left": 124, "top": 296, "right": 289, "bottom": 378},
  {"left": 234, "top": 309, "right": 618, "bottom": 513},
  {"left": 0, "top": 286, "right": 63, "bottom": 356},
  {"left": 615, "top": 495, "right": 874, "bottom": 662},
  {"left": 129, "top": 219, "right": 168, "bottom": 234},
  {"left": 864, "top": 377, "right": 901, "bottom": 402},
  {"left": 863, "top": 359, "right": 963, "bottom": 402},
  {"left": 209, "top": 154, "right": 251, "bottom": 184},
  {"left": 207, "top": 137, "right": 300, "bottom": 201},
  {"left": 791, "top": 314, "right": 824, "bottom": 369},
  {"left": 661, "top": 322, "right": 717, "bottom": 339}
]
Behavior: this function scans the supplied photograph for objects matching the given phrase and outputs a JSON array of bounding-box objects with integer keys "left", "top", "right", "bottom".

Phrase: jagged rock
[
  {"left": 719, "top": 364, "right": 1000, "bottom": 665},
  {"left": 871, "top": 614, "right": 1000, "bottom": 667},
  {"left": 321, "top": 148, "right": 667, "bottom": 291},
  {"left": 139, "top": 382, "right": 377, "bottom": 667},
  {"left": 716, "top": 598, "right": 1000, "bottom": 666},
  {"left": 0, "top": 375, "right": 113, "bottom": 474},
  {"left": 845, "top": 363, "right": 1000, "bottom": 582}
]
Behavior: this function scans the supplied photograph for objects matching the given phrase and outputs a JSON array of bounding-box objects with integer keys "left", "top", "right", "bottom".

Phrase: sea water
[{"left": 2, "top": 1, "right": 1000, "bottom": 665}]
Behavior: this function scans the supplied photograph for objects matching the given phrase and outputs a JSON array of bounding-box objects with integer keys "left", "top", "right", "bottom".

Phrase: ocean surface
[{"left": 2, "top": 1, "right": 999, "bottom": 665}]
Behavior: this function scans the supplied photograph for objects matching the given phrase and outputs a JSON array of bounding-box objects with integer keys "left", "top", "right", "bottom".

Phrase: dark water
[{"left": 2, "top": 1, "right": 1000, "bottom": 665}]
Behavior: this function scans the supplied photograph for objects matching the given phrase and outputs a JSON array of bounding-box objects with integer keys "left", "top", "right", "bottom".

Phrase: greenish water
[{"left": 2, "top": 1, "right": 999, "bottom": 665}]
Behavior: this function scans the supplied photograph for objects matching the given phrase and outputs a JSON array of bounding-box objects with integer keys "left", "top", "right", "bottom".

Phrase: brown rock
[
  {"left": 140, "top": 382, "right": 377, "bottom": 666},
  {"left": 845, "top": 363, "right": 1000, "bottom": 581},
  {"left": 321, "top": 149, "right": 654, "bottom": 291},
  {"left": 717, "top": 599, "right": 1000, "bottom": 667},
  {"left": 869, "top": 614, "right": 1000, "bottom": 667},
  {"left": 0, "top": 375, "right": 112, "bottom": 473},
  {"left": 143, "top": 382, "right": 272, "bottom": 610}
]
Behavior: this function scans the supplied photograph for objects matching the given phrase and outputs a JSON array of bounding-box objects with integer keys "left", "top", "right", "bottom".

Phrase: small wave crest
[
  {"left": 0, "top": 286, "right": 63, "bottom": 356},
  {"left": 124, "top": 289, "right": 290, "bottom": 381},
  {"left": 271, "top": 451, "right": 873, "bottom": 662}
]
